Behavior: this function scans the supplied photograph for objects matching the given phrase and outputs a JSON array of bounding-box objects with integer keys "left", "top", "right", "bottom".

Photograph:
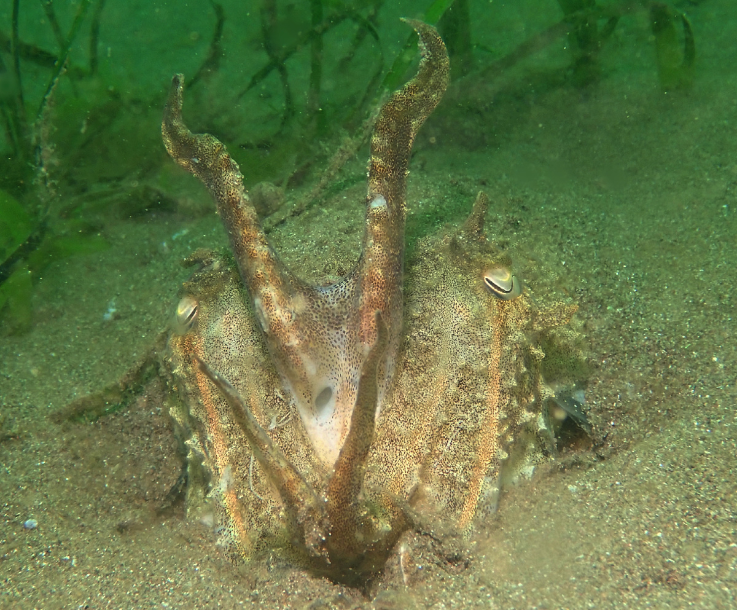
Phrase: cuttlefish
[{"left": 161, "top": 21, "right": 579, "bottom": 587}]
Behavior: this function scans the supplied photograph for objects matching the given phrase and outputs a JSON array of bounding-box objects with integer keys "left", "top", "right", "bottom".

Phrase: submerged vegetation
[
  {"left": 0, "top": 0, "right": 106, "bottom": 334},
  {"left": 556, "top": 0, "right": 695, "bottom": 88},
  {"left": 0, "top": 0, "right": 701, "bottom": 333}
]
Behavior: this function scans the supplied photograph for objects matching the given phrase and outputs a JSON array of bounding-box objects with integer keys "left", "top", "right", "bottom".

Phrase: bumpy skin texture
[
  {"left": 163, "top": 22, "right": 448, "bottom": 470},
  {"left": 163, "top": 23, "right": 577, "bottom": 586}
]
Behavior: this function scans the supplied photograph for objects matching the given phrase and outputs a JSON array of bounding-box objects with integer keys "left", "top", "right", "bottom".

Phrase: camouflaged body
[
  {"left": 161, "top": 22, "right": 579, "bottom": 585},
  {"left": 166, "top": 204, "right": 577, "bottom": 563}
]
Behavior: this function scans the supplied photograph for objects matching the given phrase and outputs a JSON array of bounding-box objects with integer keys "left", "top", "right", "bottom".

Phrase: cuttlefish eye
[
  {"left": 176, "top": 295, "right": 199, "bottom": 330},
  {"left": 483, "top": 267, "right": 522, "bottom": 300}
]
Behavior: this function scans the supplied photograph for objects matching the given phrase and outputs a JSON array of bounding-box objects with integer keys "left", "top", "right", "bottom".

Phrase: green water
[{"left": 1, "top": 1, "right": 735, "bottom": 608}]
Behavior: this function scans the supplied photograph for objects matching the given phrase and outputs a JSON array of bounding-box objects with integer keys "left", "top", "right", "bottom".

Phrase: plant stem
[
  {"left": 37, "top": 0, "right": 92, "bottom": 120},
  {"left": 89, "top": 0, "right": 107, "bottom": 75},
  {"left": 41, "top": 0, "right": 66, "bottom": 50},
  {"left": 10, "top": 0, "right": 27, "bottom": 147},
  {"left": 308, "top": 0, "right": 324, "bottom": 131}
]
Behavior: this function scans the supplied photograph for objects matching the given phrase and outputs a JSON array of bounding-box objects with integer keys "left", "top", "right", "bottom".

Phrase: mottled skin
[
  {"left": 162, "top": 22, "right": 578, "bottom": 587},
  {"left": 163, "top": 22, "right": 448, "bottom": 470}
]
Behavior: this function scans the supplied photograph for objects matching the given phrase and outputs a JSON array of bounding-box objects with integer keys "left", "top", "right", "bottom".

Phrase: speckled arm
[
  {"left": 162, "top": 22, "right": 449, "bottom": 470},
  {"left": 359, "top": 19, "right": 450, "bottom": 349},
  {"left": 162, "top": 75, "right": 296, "bottom": 306}
]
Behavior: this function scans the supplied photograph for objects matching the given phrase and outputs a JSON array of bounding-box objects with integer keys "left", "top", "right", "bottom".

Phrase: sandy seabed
[{"left": 1, "top": 1, "right": 736, "bottom": 608}]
